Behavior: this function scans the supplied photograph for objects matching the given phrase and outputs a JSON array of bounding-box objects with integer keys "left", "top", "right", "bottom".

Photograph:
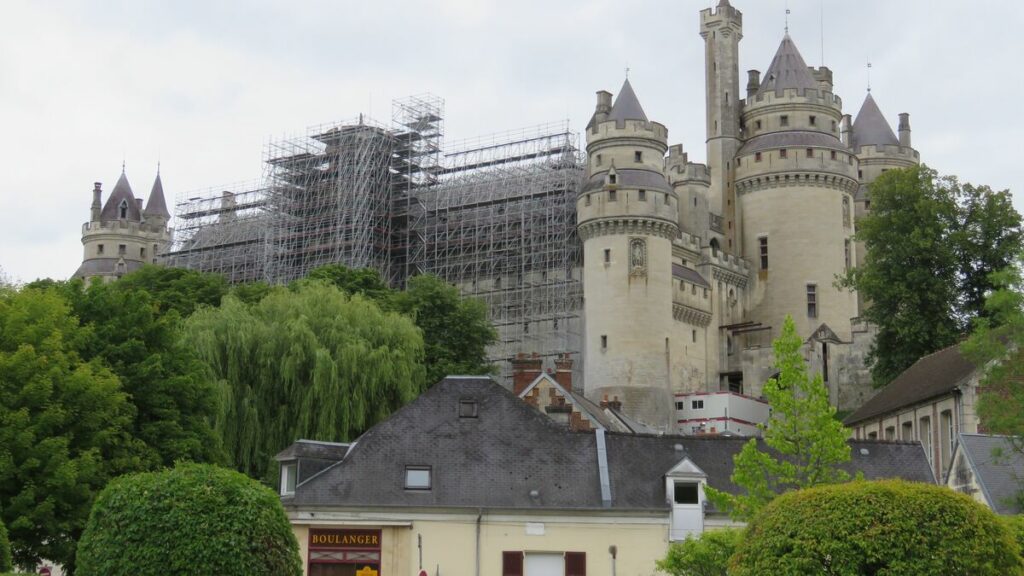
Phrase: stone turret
[{"left": 578, "top": 80, "right": 678, "bottom": 430}]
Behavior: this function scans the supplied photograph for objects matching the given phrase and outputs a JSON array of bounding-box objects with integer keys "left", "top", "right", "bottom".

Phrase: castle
[
  {"left": 578, "top": 0, "right": 919, "bottom": 428},
  {"left": 74, "top": 169, "right": 172, "bottom": 283},
  {"left": 75, "top": 1, "right": 922, "bottom": 433}
]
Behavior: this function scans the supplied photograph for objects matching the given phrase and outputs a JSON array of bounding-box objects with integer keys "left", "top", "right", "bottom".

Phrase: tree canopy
[
  {"left": 76, "top": 463, "right": 301, "bottom": 576},
  {"left": 185, "top": 281, "right": 426, "bottom": 481},
  {"left": 845, "top": 165, "right": 1022, "bottom": 387},
  {"left": 0, "top": 288, "right": 140, "bottom": 569},
  {"left": 707, "top": 316, "right": 851, "bottom": 521}
]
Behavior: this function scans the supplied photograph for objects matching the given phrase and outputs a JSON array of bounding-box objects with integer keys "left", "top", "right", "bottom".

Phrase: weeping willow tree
[{"left": 185, "top": 282, "right": 426, "bottom": 481}]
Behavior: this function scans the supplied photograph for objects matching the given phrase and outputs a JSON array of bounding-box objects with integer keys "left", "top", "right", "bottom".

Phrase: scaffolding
[
  {"left": 420, "top": 122, "right": 585, "bottom": 377},
  {"left": 164, "top": 182, "right": 269, "bottom": 284}
]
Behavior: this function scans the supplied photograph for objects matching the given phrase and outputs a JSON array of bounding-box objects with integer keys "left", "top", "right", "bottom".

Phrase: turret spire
[
  {"left": 144, "top": 170, "right": 171, "bottom": 221},
  {"left": 757, "top": 34, "right": 818, "bottom": 95},
  {"left": 608, "top": 79, "right": 648, "bottom": 123}
]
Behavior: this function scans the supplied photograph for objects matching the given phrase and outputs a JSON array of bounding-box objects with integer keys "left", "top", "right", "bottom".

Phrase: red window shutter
[
  {"left": 502, "top": 551, "right": 523, "bottom": 576},
  {"left": 565, "top": 552, "right": 586, "bottom": 576}
]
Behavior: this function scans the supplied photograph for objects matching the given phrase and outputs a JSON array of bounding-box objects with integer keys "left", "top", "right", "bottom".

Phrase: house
[
  {"left": 844, "top": 344, "right": 980, "bottom": 482},
  {"left": 277, "top": 376, "right": 933, "bottom": 576},
  {"left": 947, "top": 433, "right": 1024, "bottom": 515}
]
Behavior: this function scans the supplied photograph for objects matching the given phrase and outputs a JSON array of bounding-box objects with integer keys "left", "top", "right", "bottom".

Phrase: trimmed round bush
[
  {"left": 731, "top": 480, "right": 1023, "bottom": 576},
  {"left": 0, "top": 517, "right": 10, "bottom": 572},
  {"left": 76, "top": 463, "right": 301, "bottom": 576}
]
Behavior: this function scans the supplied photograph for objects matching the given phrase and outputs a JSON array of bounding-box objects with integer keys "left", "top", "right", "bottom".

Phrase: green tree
[
  {"left": 62, "top": 279, "right": 225, "bottom": 468},
  {"left": 0, "top": 516, "right": 11, "bottom": 572},
  {"left": 111, "top": 264, "right": 229, "bottom": 317},
  {"left": 0, "top": 288, "right": 140, "bottom": 569},
  {"left": 656, "top": 528, "right": 742, "bottom": 576},
  {"left": 706, "top": 316, "right": 851, "bottom": 521},
  {"left": 953, "top": 183, "right": 1023, "bottom": 321},
  {"left": 76, "top": 463, "right": 301, "bottom": 576},
  {"left": 394, "top": 274, "right": 497, "bottom": 385},
  {"left": 185, "top": 282, "right": 426, "bottom": 481},
  {"left": 304, "top": 264, "right": 395, "bottom": 305},
  {"left": 731, "top": 480, "right": 1023, "bottom": 576}
]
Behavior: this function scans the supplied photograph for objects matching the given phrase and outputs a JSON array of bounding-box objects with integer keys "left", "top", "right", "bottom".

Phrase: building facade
[{"left": 74, "top": 170, "right": 172, "bottom": 283}]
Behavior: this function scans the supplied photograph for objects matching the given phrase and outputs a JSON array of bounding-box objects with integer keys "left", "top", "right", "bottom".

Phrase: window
[
  {"left": 638, "top": 189, "right": 646, "bottom": 202},
  {"left": 868, "top": 431, "right": 878, "bottom": 440},
  {"left": 807, "top": 284, "right": 818, "bottom": 318},
  {"left": 755, "top": 152, "right": 762, "bottom": 162},
  {"left": 97, "top": 244, "right": 104, "bottom": 255},
  {"left": 940, "top": 410, "right": 954, "bottom": 474},
  {"left": 779, "top": 149, "right": 788, "bottom": 159},
  {"left": 118, "top": 199, "right": 128, "bottom": 219},
  {"left": 691, "top": 284, "right": 697, "bottom": 295},
  {"left": 608, "top": 174, "right": 617, "bottom": 184},
  {"left": 885, "top": 426, "right": 895, "bottom": 441},
  {"left": 140, "top": 247, "right": 146, "bottom": 258},
  {"left": 758, "top": 236, "right": 768, "bottom": 270},
  {"left": 634, "top": 151, "right": 643, "bottom": 163},
  {"left": 691, "top": 399, "right": 704, "bottom": 410},
  {"left": 809, "top": 115, "right": 817, "bottom": 126},
  {"left": 600, "top": 335, "right": 608, "bottom": 350},
  {"left": 595, "top": 154, "right": 602, "bottom": 166},
  {"left": 585, "top": 194, "right": 591, "bottom": 206},
  {"left": 920, "top": 416, "right": 932, "bottom": 465},
  {"left": 692, "top": 330, "right": 697, "bottom": 343},
  {"left": 901, "top": 421, "right": 914, "bottom": 441},
  {"left": 118, "top": 244, "right": 126, "bottom": 255},
  {"left": 280, "top": 463, "right": 297, "bottom": 496},
  {"left": 459, "top": 400, "right": 478, "bottom": 418},
  {"left": 608, "top": 190, "right": 617, "bottom": 202},
  {"left": 844, "top": 239, "right": 851, "bottom": 270},
  {"left": 404, "top": 466, "right": 432, "bottom": 490},
  {"left": 755, "top": 120, "right": 762, "bottom": 130},
  {"left": 842, "top": 196, "right": 851, "bottom": 226},
  {"left": 830, "top": 150, "right": 837, "bottom": 160},
  {"left": 603, "top": 249, "right": 611, "bottom": 264},
  {"left": 780, "top": 115, "right": 789, "bottom": 127},
  {"left": 674, "top": 482, "right": 700, "bottom": 505},
  {"left": 675, "top": 401, "right": 685, "bottom": 410},
  {"left": 832, "top": 120, "right": 837, "bottom": 132}
]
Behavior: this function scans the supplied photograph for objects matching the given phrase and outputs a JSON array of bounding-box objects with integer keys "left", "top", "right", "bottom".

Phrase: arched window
[
  {"left": 119, "top": 199, "right": 128, "bottom": 219},
  {"left": 710, "top": 238, "right": 720, "bottom": 256}
]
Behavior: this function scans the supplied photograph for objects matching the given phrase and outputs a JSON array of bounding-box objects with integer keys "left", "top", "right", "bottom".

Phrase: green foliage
[
  {"left": 0, "top": 517, "right": 10, "bottom": 572},
  {"left": 731, "top": 480, "right": 1023, "bottom": 576},
  {"left": 76, "top": 463, "right": 301, "bottom": 576},
  {"left": 1004, "top": 515, "right": 1024, "bottom": 555},
  {"left": 59, "top": 276, "right": 225, "bottom": 469},
  {"left": 303, "top": 264, "right": 395, "bottom": 305},
  {"left": 185, "top": 282, "right": 426, "bottom": 481},
  {"left": 656, "top": 528, "right": 742, "bottom": 576},
  {"left": 0, "top": 288, "right": 140, "bottom": 569},
  {"left": 843, "top": 165, "right": 1022, "bottom": 387},
  {"left": 394, "top": 274, "right": 497, "bottom": 385},
  {"left": 707, "top": 316, "right": 850, "bottom": 521}
]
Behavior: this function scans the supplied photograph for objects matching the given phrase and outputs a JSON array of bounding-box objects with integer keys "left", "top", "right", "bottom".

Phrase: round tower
[
  {"left": 734, "top": 34, "right": 858, "bottom": 340},
  {"left": 578, "top": 80, "right": 679, "bottom": 429}
]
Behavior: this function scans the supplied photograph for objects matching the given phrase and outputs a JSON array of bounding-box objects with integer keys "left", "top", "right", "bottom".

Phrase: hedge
[
  {"left": 731, "top": 480, "right": 1023, "bottom": 576},
  {"left": 75, "top": 463, "right": 301, "bottom": 576}
]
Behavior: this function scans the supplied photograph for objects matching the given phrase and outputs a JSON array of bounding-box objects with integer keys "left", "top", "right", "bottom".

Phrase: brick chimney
[
  {"left": 599, "top": 394, "right": 623, "bottom": 412},
  {"left": 554, "top": 353, "right": 573, "bottom": 392},
  {"left": 512, "top": 352, "right": 543, "bottom": 395}
]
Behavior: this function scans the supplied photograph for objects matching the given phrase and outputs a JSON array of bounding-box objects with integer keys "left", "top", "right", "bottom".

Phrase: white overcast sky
[{"left": 2, "top": 0, "right": 1021, "bottom": 282}]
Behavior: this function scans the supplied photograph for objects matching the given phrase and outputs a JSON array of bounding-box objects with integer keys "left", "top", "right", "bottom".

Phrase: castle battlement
[
  {"left": 83, "top": 220, "right": 172, "bottom": 238},
  {"left": 589, "top": 118, "right": 669, "bottom": 144},
  {"left": 742, "top": 88, "right": 843, "bottom": 111},
  {"left": 700, "top": 3, "right": 742, "bottom": 29},
  {"left": 665, "top": 145, "right": 711, "bottom": 182},
  {"left": 854, "top": 144, "right": 920, "bottom": 163}
]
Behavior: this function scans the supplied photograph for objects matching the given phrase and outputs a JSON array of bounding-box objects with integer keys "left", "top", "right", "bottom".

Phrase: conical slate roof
[
  {"left": 608, "top": 79, "right": 648, "bottom": 123},
  {"left": 757, "top": 34, "right": 819, "bottom": 96},
  {"left": 99, "top": 172, "right": 142, "bottom": 222},
  {"left": 144, "top": 173, "right": 170, "bottom": 219},
  {"left": 851, "top": 93, "right": 899, "bottom": 149}
]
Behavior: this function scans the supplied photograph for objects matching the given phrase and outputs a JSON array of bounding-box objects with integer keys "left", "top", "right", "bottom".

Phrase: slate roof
[
  {"left": 607, "top": 79, "right": 648, "bottom": 123},
  {"left": 99, "top": 172, "right": 142, "bottom": 222},
  {"left": 672, "top": 264, "right": 710, "bottom": 288},
  {"left": 956, "top": 433, "right": 1024, "bottom": 514},
  {"left": 143, "top": 173, "right": 171, "bottom": 219},
  {"left": 284, "top": 377, "right": 935, "bottom": 512},
  {"left": 72, "top": 257, "right": 147, "bottom": 279},
  {"left": 757, "top": 34, "right": 819, "bottom": 96},
  {"left": 738, "top": 131, "right": 847, "bottom": 156},
  {"left": 851, "top": 93, "right": 899, "bottom": 149},
  {"left": 276, "top": 439, "right": 350, "bottom": 461},
  {"left": 845, "top": 345, "right": 976, "bottom": 425},
  {"left": 581, "top": 169, "right": 672, "bottom": 194}
]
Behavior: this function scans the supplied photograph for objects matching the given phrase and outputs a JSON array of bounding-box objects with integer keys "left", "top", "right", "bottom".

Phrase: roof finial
[
  {"left": 867, "top": 59, "right": 873, "bottom": 93},
  {"left": 785, "top": 0, "right": 791, "bottom": 34},
  {"left": 625, "top": 64, "right": 630, "bottom": 79},
  {"left": 156, "top": 160, "right": 161, "bottom": 176},
  {"left": 121, "top": 157, "right": 126, "bottom": 174}
]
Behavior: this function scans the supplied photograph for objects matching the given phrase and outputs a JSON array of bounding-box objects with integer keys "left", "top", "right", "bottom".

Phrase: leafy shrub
[
  {"left": 76, "top": 463, "right": 301, "bottom": 576},
  {"left": 656, "top": 528, "right": 743, "bottom": 576},
  {"left": 1005, "top": 515, "right": 1024, "bottom": 556},
  {"left": 0, "top": 517, "right": 10, "bottom": 572},
  {"left": 731, "top": 480, "right": 1023, "bottom": 576}
]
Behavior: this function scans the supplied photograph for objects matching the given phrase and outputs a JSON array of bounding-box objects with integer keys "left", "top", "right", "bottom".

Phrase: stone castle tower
[
  {"left": 578, "top": 80, "right": 680, "bottom": 427},
  {"left": 578, "top": 0, "right": 921, "bottom": 430},
  {"left": 74, "top": 169, "right": 172, "bottom": 283}
]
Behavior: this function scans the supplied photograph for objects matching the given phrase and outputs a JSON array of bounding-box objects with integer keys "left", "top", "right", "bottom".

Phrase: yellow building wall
[{"left": 294, "top": 515, "right": 669, "bottom": 576}]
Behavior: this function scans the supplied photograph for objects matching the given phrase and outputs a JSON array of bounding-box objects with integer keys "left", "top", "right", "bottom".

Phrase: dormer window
[
  {"left": 459, "top": 400, "right": 478, "bottom": 418},
  {"left": 674, "top": 482, "right": 699, "bottom": 504},
  {"left": 118, "top": 199, "right": 128, "bottom": 219},
  {"left": 280, "top": 462, "right": 297, "bottom": 496},
  {"left": 608, "top": 174, "right": 617, "bottom": 185},
  {"left": 405, "top": 466, "right": 432, "bottom": 490}
]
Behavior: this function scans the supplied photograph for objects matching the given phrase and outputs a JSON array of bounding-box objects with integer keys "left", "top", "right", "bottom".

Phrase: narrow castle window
[
  {"left": 845, "top": 239, "right": 852, "bottom": 270},
  {"left": 759, "top": 237, "right": 768, "bottom": 270},
  {"left": 755, "top": 152, "right": 762, "bottom": 162},
  {"left": 755, "top": 120, "right": 762, "bottom": 130},
  {"left": 830, "top": 150, "right": 837, "bottom": 161},
  {"left": 97, "top": 244, "right": 104, "bottom": 255},
  {"left": 596, "top": 154, "right": 602, "bottom": 165},
  {"left": 585, "top": 194, "right": 591, "bottom": 206},
  {"left": 609, "top": 190, "right": 617, "bottom": 202},
  {"left": 140, "top": 247, "right": 146, "bottom": 258},
  {"left": 832, "top": 120, "right": 837, "bottom": 132},
  {"left": 638, "top": 189, "right": 646, "bottom": 202},
  {"left": 809, "top": 115, "right": 817, "bottom": 126},
  {"left": 118, "top": 199, "right": 128, "bottom": 219},
  {"left": 806, "top": 148, "right": 814, "bottom": 158},
  {"left": 601, "top": 335, "right": 608, "bottom": 350},
  {"left": 807, "top": 284, "right": 818, "bottom": 318},
  {"left": 634, "top": 151, "right": 643, "bottom": 163},
  {"left": 779, "top": 149, "right": 788, "bottom": 159},
  {"left": 725, "top": 92, "right": 729, "bottom": 105},
  {"left": 118, "top": 244, "right": 126, "bottom": 255},
  {"left": 603, "top": 249, "right": 611, "bottom": 264},
  {"left": 780, "top": 115, "right": 789, "bottom": 127},
  {"left": 692, "top": 330, "right": 697, "bottom": 343}
]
